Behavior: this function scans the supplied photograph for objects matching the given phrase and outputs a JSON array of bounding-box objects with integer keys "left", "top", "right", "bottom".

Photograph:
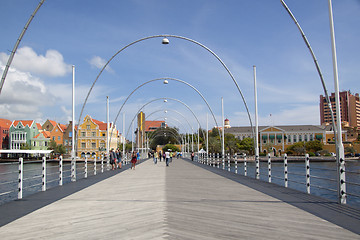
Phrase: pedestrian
[
  {"left": 137, "top": 151, "right": 140, "bottom": 163},
  {"left": 165, "top": 150, "right": 170, "bottom": 167},
  {"left": 191, "top": 151, "right": 194, "bottom": 161},
  {"left": 131, "top": 151, "right": 137, "bottom": 170},
  {"left": 158, "top": 151, "right": 162, "bottom": 162},
  {"left": 153, "top": 151, "right": 157, "bottom": 164},
  {"left": 110, "top": 149, "right": 116, "bottom": 170},
  {"left": 117, "top": 148, "right": 122, "bottom": 169}
]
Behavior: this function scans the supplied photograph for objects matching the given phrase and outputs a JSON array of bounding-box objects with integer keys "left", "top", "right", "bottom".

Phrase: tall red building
[{"left": 320, "top": 91, "right": 360, "bottom": 128}]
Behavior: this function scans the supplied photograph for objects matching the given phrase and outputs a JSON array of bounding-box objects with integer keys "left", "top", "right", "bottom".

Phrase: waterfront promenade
[{"left": 0, "top": 158, "right": 359, "bottom": 239}]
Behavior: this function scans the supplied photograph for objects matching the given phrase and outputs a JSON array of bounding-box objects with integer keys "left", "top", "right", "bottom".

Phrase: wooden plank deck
[{"left": 0, "top": 158, "right": 359, "bottom": 239}]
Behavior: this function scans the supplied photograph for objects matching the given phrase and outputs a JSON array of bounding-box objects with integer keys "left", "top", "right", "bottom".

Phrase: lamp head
[
  {"left": 163, "top": 80, "right": 168, "bottom": 84},
  {"left": 162, "top": 37, "right": 169, "bottom": 44}
]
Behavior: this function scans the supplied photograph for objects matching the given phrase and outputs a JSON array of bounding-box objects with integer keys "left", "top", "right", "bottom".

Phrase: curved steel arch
[
  {"left": 123, "top": 97, "right": 203, "bottom": 142},
  {"left": 144, "top": 110, "right": 194, "bottom": 134},
  {"left": 111, "top": 77, "right": 221, "bottom": 138},
  {"left": 0, "top": 0, "right": 46, "bottom": 94},
  {"left": 77, "top": 34, "right": 254, "bottom": 142}
]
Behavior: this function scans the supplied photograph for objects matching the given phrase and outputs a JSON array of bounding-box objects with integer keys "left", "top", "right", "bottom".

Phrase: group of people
[
  {"left": 109, "top": 148, "right": 122, "bottom": 170},
  {"left": 150, "top": 150, "right": 181, "bottom": 166}
]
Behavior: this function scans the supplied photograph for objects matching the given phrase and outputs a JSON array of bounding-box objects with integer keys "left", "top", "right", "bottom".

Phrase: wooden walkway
[{"left": 0, "top": 158, "right": 359, "bottom": 239}]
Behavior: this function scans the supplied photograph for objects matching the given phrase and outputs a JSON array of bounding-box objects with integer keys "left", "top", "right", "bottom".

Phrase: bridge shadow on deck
[{"left": 186, "top": 158, "right": 360, "bottom": 235}]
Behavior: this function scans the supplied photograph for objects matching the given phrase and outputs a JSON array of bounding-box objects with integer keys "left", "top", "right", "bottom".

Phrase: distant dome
[{"left": 224, "top": 118, "right": 231, "bottom": 128}]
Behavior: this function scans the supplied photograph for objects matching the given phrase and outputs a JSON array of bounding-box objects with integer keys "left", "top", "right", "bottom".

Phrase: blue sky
[{"left": 0, "top": 0, "right": 359, "bottom": 138}]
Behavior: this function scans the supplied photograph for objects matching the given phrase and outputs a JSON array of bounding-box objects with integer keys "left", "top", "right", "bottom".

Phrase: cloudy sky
[{"left": 0, "top": 0, "right": 359, "bottom": 138}]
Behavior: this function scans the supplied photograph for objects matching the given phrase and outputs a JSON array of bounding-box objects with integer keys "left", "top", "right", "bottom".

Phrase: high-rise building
[{"left": 320, "top": 91, "right": 360, "bottom": 128}]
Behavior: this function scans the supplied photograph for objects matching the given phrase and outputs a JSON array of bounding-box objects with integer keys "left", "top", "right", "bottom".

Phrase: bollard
[
  {"left": 84, "top": 156, "right": 88, "bottom": 178},
  {"left": 59, "top": 156, "right": 63, "bottom": 186},
  {"left": 284, "top": 154, "right": 288, "bottom": 188},
  {"left": 42, "top": 156, "right": 46, "bottom": 191},
  {"left": 268, "top": 153, "right": 271, "bottom": 183},
  {"left": 18, "top": 157, "right": 23, "bottom": 199},
  {"left": 244, "top": 154, "right": 247, "bottom": 176},
  {"left": 305, "top": 154, "right": 310, "bottom": 194}
]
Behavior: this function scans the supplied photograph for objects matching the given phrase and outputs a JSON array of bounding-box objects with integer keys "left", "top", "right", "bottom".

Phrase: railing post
[
  {"left": 227, "top": 153, "right": 231, "bottom": 172},
  {"left": 101, "top": 156, "right": 104, "bottom": 173},
  {"left": 217, "top": 153, "right": 220, "bottom": 168},
  {"left": 339, "top": 157, "right": 347, "bottom": 204},
  {"left": 255, "top": 154, "right": 260, "bottom": 180},
  {"left": 59, "top": 156, "right": 63, "bottom": 186},
  {"left": 235, "top": 155, "right": 238, "bottom": 174},
  {"left": 42, "top": 156, "right": 46, "bottom": 191},
  {"left": 106, "top": 154, "right": 110, "bottom": 171},
  {"left": 71, "top": 155, "right": 76, "bottom": 182},
  {"left": 305, "top": 153, "right": 310, "bottom": 194},
  {"left": 84, "top": 156, "right": 88, "bottom": 178},
  {"left": 244, "top": 154, "right": 247, "bottom": 176},
  {"left": 18, "top": 157, "right": 23, "bottom": 199},
  {"left": 222, "top": 153, "right": 225, "bottom": 170},
  {"left": 268, "top": 153, "right": 271, "bottom": 183},
  {"left": 284, "top": 153, "right": 288, "bottom": 188},
  {"left": 94, "top": 158, "right": 97, "bottom": 176}
]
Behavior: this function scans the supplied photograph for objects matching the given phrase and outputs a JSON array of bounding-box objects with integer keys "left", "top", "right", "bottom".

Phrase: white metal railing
[
  {"left": 194, "top": 152, "right": 360, "bottom": 207},
  {"left": 0, "top": 154, "right": 131, "bottom": 204}
]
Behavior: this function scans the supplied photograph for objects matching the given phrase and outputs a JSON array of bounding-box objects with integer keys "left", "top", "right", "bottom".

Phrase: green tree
[
  {"left": 208, "top": 136, "right": 221, "bottom": 153},
  {"left": 162, "top": 144, "right": 180, "bottom": 152},
  {"left": 305, "top": 140, "right": 323, "bottom": 153},
  {"left": 286, "top": 142, "right": 306, "bottom": 155},
  {"left": 237, "top": 137, "right": 254, "bottom": 155},
  {"left": 224, "top": 133, "right": 239, "bottom": 155}
]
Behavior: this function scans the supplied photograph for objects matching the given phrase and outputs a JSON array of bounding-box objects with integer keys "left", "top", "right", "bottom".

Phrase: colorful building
[
  {"left": 9, "top": 120, "right": 42, "bottom": 150},
  {"left": 32, "top": 131, "right": 51, "bottom": 150},
  {"left": 77, "top": 115, "right": 119, "bottom": 158},
  {"left": 0, "top": 118, "right": 12, "bottom": 149}
]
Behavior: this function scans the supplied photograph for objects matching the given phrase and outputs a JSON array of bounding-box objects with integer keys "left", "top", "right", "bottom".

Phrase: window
[
  {"left": 53, "top": 136, "right": 55, "bottom": 140},
  {"left": 45, "top": 141, "right": 48, "bottom": 147},
  {"left": 92, "top": 132, "right": 96, "bottom": 137},
  {"left": 92, "top": 142, "right": 96, "bottom": 148},
  {"left": 87, "top": 125, "right": 90, "bottom": 130},
  {"left": 65, "top": 140, "right": 68, "bottom": 145},
  {"left": 33, "top": 141, "right": 36, "bottom": 147},
  {"left": 58, "top": 136, "right": 61, "bottom": 141},
  {"left": 100, "top": 142, "right": 105, "bottom": 148},
  {"left": 81, "top": 132, "right": 85, "bottom": 137},
  {"left": 69, "top": 132, "right": 72, "bottom": 138},
  {"left": 81, "top": 143, "right": 86, "bottom": 148}
]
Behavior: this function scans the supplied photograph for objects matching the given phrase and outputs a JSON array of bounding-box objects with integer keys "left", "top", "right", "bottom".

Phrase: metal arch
[
  {"left": 123, "top": 97, "right": 203, "bottom": 143},
  {"left": 111, "top": 77, "right": 221, "bottom": 138},
  {"left": 0, "top": 0, "right": 46, "bottom": 94},
  {"left": 76, "top": 34, "right": 254, "bottom": 145},
  {"left": 143, "top": 109, "right": 194, "bottom": 134}
]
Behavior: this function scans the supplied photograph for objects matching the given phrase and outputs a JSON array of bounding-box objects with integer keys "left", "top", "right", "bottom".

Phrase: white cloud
[
  {"left": 0, "top": 63, "right": 56, "bottom": 121},
  {"left": 88, "top": 56, "right": 113, "bottom": 72},
  {"left": 0, "top": 46, "right": 71, "bottom": 77}
]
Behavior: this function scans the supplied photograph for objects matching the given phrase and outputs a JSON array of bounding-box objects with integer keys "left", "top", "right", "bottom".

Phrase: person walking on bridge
[
  {"left": 131, "top": 151, "right": 137, "bottom": 170},
  {"left": 165, "top": 150, "right": 170, "bottom": 167}
]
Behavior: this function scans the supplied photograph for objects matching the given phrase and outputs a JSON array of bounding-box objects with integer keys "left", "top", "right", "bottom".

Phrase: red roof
[
  {"left": 59, "top": 124, "right": 67, "bottom": 132},
  {"left": 48, "top": 120, "right": 57, "bottom": 127},
  {"left": 34, "top": 131, "right": 51, "bottom": 139},
  {"left": 145, "top": 121, "right": 165, "bottom": 131},
  {"left": 92, "top": 117, "right": 112, "bottom": 131},
  {"left": 12, "top": 120, "right": 34, "bottom": 128},
  {"left": 36, "top": 123, "right": 42, "bottom": 130},
  {"left": 0, "top": 118, "right": 12, "bottom": 128}
]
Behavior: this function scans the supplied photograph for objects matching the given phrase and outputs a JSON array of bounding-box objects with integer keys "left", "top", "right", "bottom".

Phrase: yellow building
[{"left": 77, "top": 115, "right": 119, "bottom": 158}]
